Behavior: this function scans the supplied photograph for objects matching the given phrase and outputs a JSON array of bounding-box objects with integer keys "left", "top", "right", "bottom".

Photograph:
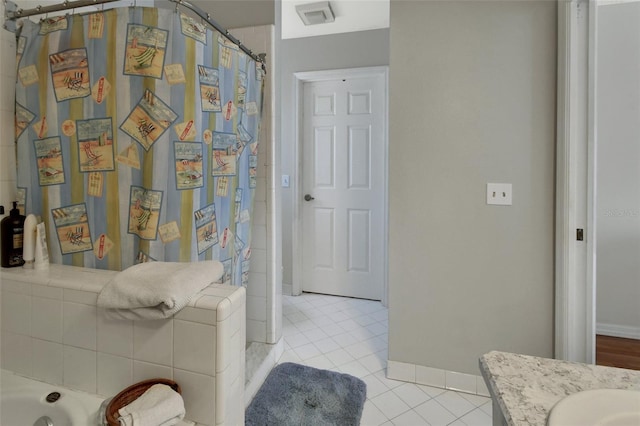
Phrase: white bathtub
[{"left": 0, "top": 370, "right": 105, "bottom": 426}]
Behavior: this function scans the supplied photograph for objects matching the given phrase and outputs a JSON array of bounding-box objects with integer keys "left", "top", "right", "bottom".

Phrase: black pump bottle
[{"left": 1, "top": 202, "right": 26, "bottom": 267}]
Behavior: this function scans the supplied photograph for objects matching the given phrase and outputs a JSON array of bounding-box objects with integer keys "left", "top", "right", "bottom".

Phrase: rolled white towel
[{"left": 118, "top": 384, "right": 185, "bottom": 426}]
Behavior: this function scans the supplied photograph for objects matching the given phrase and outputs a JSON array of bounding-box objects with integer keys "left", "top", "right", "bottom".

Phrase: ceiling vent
[{"left": 296, "top": 1, "right": 335, "bottom": 26}]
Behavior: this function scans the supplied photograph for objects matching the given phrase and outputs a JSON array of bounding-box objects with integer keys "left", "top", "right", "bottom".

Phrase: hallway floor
[{"left": 278, "top": 293, "right": 492, "bottom": 426}]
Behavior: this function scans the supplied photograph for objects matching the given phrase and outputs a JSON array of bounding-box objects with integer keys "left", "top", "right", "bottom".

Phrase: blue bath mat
[{"left": 245, "top": 362, "right": 367, "bottom": 426}]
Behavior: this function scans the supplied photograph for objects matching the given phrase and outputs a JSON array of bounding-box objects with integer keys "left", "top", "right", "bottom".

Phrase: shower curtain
[{"left": 14, "top": 7, "right": 264, "bottom": 286}]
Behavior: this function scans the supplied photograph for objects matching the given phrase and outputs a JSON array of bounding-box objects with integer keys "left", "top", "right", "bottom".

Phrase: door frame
[
  {"left": 556, "top": 0, "right": 597, "bottom": 363},
  {"left": 292, "top": 66, "right": 389, "bottom": 305}
]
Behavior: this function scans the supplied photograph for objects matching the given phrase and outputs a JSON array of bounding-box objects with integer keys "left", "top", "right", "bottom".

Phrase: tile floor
[{"left": 278, "top": 293, "right": 493, "bottom": 426}]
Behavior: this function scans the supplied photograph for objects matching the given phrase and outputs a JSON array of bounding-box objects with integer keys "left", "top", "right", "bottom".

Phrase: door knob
[{"left": 304, "top": 194, "right": 315, "bottom": 201}]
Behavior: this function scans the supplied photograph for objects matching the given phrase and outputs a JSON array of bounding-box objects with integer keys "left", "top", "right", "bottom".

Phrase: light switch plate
[
  {"left": 487, "top": 183, "right": 512, "bottom": 205},
  {"left": 281, "top": 175, "right": 290, "bottom": 188}
]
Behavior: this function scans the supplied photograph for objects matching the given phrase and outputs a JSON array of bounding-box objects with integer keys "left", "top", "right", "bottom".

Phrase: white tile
[
  {"left": 246, "top": 273, "right": 267, "bottom": 297},
  {"left": 1, "top": 279, "right": 31, "bottom": 294},
  {"left": 0, "top": 146, "right": 15, "bottom": 181},
  {"left": 337, "top": 318, "right": 361, "bottom": 332},
  {"left": 361, "top": 373, "right": 390, "bottom": 399},
  {"left": 174, "top": 307, "right": 217, "bottom": 325},
  {"left": 277, "top": 350, "right": 302, "bottom": 365},
  {"left": 459, "top": 406, "right": 492, "bottom": 426},
  {"left": 359, "top": 352, "right": 386, "bottom": 374},
  {"left": 63, "top": 288, "right": 98, "bottom": 305},
  {"left": 390, "top": 409, "right": 429, "bottom": 426},
  {"left": 247, "top": 319, "right": 266, "bottom": 343},
  {"left": 97, "top": 353, "right": 133, "bottom": 397},
  {"left": 374, "top": 369, "right": 404, "bottom": 390},
  {"left": 32, "top": 339, "right": 63, "bottom": 385},
  {"left": 459, "top": 392, "right": 491, "bottom": 407},
  {"left": 31, "top": 284, "right": 62, "bottom": 300},
  {"left": 31, "top": 296, "right": 63, "bottom": 343},
  {"left": 251, "top": 224, "right": 267, "bottom": 249},
  {"left": 293, "top": 342, "right": 322, "bottom": 361},
  {"left": 294, "top": 319, "right": 317, "bottom": 332},
  {"left": 354, "top": 314, "right": 378, "bottom": 327},
  {"left": 133, "top": 319, "right": 173, "bottom": 366},
  {"left": 413, "top": 399, "right": 457, "bottom": 426},
  {"left": 173, "top": 369, "right": 215, "bottom": 425},
  {"left": 284, "top": 331, "right": 310, "bottom": 348},
  {"left": 325, "top": 348, "right": 355, "bottom": 367},
  {"left": 360, "top": 400, "right": 388, "bottom": 426},
  {"left": 2, "top": 331, "right": 32, "bottom": 375},
  {"left": 365, "top": 321, "right": 388, "bottom": 337},
  {"left": 477, "top": 376, "right": 491, "bottom": 397},
  {"left": 344, "top": 341, "right": 374, "bottom": 360},
  {"left": 97, "top": 308, "right": 133, "bottom": 358},
  {"left": 371, "top": 390, "right": 411, "bottom": 420},
  {"left": 63, "top": 346, "right": 96, "bottom": 393},
  {"left": 416, "top": 364, "right": 446, "bottom": 388},
  {"left": 313, "top": 336, "right": 341, "bottom": 354},
  {"left": 417, "top": 384, "right": 447, "bottom": 399},
  {"left": 247, "top": 295, "right": 267, "bottom": 321},
  {"left": 301, "top": 327, "right": 328, "bottom": 342},
  {"left": 309, "top": 314, "right": 334, "bottom": 327},
  {"left": 250, "top": 248, "right": 267, "bottom": 273},
  {"left": 302, "top": 354, "right": 335, "bottom": 370},
  {"left": 63, "top": 301, "right": 96, "bottom": 350},
  {"left": 338, "top": 359, "right": 370, "bottom": 378},
  {"left": 174, "top": 320, "right": 216, "bottom": 376},
  {"left": 480, "top": 400, "right": 493, "bottom": 416},
  {"left": 331, "top": 332, "right": 355, "bottom": 347},
  {"left": 387, "top": 360, "right": 416, "bottom": 383},
  {"left": 1, "top": 290, "right": 31, "bottom": 335},
  {"left": 392, "top": 383, "right": 431, "bottom": 408},
  {"left": 133, "top": 360, "right": 172, "bottom": 382},
  {"left": 433, "top": 391, "right": 476, "bottom": 418},
  {"left": 446, "top": 370, "right": 477, "bottom": 394}
]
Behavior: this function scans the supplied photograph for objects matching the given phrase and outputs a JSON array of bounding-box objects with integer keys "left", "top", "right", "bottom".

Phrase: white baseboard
[
  {"left": 282, "top": 283, "right": 292, "bottom": 296},
  {"left": 596, "top": 322, "right": 640, "bottom": 340},
  {"left": 386, "top": 360, "right": 490, "bottom": 397}
]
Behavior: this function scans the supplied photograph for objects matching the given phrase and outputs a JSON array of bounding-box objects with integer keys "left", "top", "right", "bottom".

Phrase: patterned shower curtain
[{"left": 14, "top": 7, "right": 264, "bottom": 286}]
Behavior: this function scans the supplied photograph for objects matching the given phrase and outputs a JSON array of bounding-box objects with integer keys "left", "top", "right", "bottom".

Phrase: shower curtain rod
[{"left": 3, "top": 0, "right": 266, "bottom": 66}]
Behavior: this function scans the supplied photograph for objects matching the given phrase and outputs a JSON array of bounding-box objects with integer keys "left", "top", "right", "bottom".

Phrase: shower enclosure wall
[{"left": 1, "top": 1, "right": 280, "bottom": 347}]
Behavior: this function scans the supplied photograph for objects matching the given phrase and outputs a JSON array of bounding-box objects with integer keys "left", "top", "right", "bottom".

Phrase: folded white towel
[
  {"left": 118, "top": 384, "right": 185, "bottom": 426},
  {"left": 97, "top": 260, "right": 224, "bottom": 320}
]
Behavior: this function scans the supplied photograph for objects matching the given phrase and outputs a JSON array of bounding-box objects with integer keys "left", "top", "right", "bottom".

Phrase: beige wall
[{"left": 388, "top": 0, "right": 557, "bottom": 375}]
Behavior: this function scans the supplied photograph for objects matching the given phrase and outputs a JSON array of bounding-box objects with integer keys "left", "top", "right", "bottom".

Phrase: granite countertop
[{"left": 479, "top": 350, "right": 640, "bottom": 426}]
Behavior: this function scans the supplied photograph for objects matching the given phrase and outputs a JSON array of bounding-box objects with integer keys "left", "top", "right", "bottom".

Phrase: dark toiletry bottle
[{"left": 1, "top": 202, "right": 26, "bottom": 268}]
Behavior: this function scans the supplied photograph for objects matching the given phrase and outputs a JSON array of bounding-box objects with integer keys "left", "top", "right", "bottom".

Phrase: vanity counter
[{"left": 479, "top": 351, "right": 640, "bottom": 426}]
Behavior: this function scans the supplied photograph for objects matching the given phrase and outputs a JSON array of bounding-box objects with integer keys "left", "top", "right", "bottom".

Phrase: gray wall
[
  {"left": 279, "top": 26, "right": 390, "bottom": 288},
  {"left": 388, "top": 0, "right": 557, "bottom": 375},
  {"left": 596, "top": 3, "right": 640, "bottom": 334}
]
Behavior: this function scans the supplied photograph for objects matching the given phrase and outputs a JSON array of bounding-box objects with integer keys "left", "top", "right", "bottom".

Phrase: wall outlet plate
[{"left": 487, "top": 183, "right": 512, "bottom": 205}]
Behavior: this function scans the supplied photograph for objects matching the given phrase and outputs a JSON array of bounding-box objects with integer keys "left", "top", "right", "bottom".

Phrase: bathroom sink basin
[{"left": 547, "top": 389, "right": 640, "bottom": 426}]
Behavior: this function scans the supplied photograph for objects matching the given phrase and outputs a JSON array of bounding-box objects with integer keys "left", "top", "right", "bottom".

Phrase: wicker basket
[{"left": 105, "top": 378, "right": 182, "bottom": 426}]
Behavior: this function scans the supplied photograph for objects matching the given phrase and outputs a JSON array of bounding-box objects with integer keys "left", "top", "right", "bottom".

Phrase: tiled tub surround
[
  {"left": 480, "top": 351, "right": 640, "bottom": 426},
  {"left": 0, "top": 264, "right": 246, "bottom": 426}
]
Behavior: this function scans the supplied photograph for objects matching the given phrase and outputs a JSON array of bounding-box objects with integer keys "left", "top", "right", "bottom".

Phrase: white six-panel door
[{"left": 301, "top": 74, "right": 385, "bottom": 300}]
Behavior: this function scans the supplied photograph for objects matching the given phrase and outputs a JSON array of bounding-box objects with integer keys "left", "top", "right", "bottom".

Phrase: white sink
[{"left": 547, "top": 389, "right": 640, "bottom": 426}]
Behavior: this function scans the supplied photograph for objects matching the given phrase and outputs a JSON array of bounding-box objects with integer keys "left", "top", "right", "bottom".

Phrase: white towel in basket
[
  {"left": 97, "top": 260, "right": 223, "bottom": 320},
  {"left": 118, "top": 383, "right": 185, "bottom": 426}
]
